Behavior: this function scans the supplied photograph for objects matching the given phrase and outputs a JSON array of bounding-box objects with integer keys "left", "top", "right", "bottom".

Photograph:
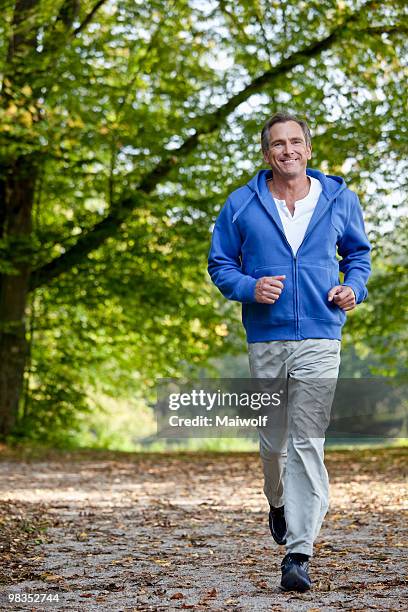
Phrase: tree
[{"left": 0, "top": 0, "right": 406, "bottom": 437}]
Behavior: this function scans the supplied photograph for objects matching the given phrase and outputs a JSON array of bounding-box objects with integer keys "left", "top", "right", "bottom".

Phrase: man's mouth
[{"left": 281, "top": 159, "right": 298, "bottom": 164}]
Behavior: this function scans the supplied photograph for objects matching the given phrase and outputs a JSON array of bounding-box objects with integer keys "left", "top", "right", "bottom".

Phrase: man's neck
[{"left": 267, "top": 174, "right": 310, "bottom": 201}]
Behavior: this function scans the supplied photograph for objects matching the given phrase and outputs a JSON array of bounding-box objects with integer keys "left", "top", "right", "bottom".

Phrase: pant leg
[
  {"left": 284, "top": 339, "right": 341, "bottom": 557},
  {"left": 248, "top": 341, "right": 290, "bottom": 508}
]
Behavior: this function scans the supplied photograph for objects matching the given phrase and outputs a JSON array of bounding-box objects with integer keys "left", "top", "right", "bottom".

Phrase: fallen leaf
[{"left": 44, "top": 574, "right": 63, "bottom": 582}]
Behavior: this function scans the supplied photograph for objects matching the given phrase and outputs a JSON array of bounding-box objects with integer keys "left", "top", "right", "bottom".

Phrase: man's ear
[
  {"left": 307, "top": 145, "right": 312, "bottom": 160},
  {"left": 262, "top": 150, "right": 270, "bottom": 164}
]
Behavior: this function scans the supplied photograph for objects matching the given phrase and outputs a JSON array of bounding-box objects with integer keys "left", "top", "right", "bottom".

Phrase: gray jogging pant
[{"left": 248, "top": 338, "right": 341, "bottom": 557}]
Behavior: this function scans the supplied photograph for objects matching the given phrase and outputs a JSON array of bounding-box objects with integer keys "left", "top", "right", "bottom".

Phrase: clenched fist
[
  {"left": 327, "top": 285, "right": 356, "bottom": 311},
  {"left": 255, "top": 275, "right": 286, "bottom": 304}
]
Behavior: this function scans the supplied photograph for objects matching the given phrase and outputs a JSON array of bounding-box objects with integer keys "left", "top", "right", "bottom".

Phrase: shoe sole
[{"left": 279, "top": 583, "right": 311, "bottom": 593}]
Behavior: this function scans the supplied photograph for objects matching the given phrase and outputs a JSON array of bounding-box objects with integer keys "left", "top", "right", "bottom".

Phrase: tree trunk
[{"left": 0, "top": 157, "right": 36, "bottom": 437}]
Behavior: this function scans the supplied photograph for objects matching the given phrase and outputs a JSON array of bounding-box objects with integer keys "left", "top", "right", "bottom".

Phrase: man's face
[{"left": 263, "top": 121, "right": 312, "bottom": 180}]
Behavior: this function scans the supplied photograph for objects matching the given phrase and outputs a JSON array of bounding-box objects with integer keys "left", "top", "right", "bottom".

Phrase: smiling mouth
[{"left": 281, "top": 159, "right": 298, "bottom": 164}]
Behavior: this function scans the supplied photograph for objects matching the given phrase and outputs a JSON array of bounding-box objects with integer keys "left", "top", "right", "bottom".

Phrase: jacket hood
[{"left": 246, "top": 167, "right": 346, "bottom": 201}]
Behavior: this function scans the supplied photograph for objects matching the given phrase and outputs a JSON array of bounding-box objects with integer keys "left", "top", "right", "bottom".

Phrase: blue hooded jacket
[{"left": 207, "top": 168, "right": 371, "bottom": 342}]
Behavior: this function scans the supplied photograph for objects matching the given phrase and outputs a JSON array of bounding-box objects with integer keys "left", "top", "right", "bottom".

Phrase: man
[{"left": 207, "top": 112, "right": 371, "bottom": 592}]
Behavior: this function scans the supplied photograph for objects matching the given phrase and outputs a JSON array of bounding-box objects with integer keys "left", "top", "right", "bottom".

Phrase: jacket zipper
[
  {"left": 293, "top": 256, "right": 299, "bottom": 339},
  {"left": 272, "top": 229, "right": 299, "bottom": 339}
]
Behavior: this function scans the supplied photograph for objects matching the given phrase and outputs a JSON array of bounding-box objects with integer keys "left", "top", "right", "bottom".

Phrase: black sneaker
[
  {"left": 268, "top": 504, "right": 287, "bottom": 545},
  {"left": 280, "top": 553, "right": 311, "bottom": 592}
]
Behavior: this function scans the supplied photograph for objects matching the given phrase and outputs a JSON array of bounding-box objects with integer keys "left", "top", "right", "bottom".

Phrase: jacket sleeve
[
  {"left": 338, "top": 192, "right": 371, "bottom": 304},
  {"left": 207, "top": 197, "right": 257, "bottom": 303}
]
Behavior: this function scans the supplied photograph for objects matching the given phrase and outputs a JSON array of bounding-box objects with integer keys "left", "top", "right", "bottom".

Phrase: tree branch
[
  {"left": 362, "top": 24, "right": 407, "bottom": 36},
  {"left": 29, "top": 14, "right": 404, "bottom": 291},
  {"left": 72, "top": 0, "right": 107, "bottom": 37}
]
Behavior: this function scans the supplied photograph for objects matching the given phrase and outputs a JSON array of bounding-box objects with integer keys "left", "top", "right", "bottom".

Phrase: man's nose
[{"left": 282, "top": 141, "right": 294, "bottom": 155}]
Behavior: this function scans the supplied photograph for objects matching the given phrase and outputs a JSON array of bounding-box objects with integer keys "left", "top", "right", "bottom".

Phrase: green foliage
[
  {"left": 343, "top": 216, "right": 408, "bottom": 376},
  {"left": 0, "top": 0, "right": 406, "bottom": 443}
]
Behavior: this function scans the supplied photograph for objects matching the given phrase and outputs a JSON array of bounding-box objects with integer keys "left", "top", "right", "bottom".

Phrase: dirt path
[{"left": 0, "top": 448, "right": 407, "bottom": 611}]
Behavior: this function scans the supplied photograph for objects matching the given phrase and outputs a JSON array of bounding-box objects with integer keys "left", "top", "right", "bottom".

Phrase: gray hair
[{"left": 261, "top": 112, "right": 312, "bottom": 152}]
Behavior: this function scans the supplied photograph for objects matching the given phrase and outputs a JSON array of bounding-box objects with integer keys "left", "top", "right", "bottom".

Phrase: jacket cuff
[{"left": 236, "top": 276, "right": 257, "bottom": 303}]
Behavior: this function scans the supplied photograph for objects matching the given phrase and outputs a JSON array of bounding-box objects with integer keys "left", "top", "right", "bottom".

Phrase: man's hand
[
  {"left": 327, "top": 285, "right": 356, "bottom": 311},
  {"left": 255, "top": 275, "right": 286, "bottom": 304}
]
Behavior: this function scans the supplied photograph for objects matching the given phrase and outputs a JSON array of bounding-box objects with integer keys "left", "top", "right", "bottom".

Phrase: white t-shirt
[{"left": 271, "top": 176, "right": 322, "bottom": 256}]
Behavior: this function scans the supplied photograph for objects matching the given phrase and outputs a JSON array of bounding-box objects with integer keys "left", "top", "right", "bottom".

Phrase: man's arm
[
  {"left": 207, "top": 198, "right": 258, "bottom": 303},
  {"left": 328, "top": 192, "right": 371, "bottom": 309}
]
